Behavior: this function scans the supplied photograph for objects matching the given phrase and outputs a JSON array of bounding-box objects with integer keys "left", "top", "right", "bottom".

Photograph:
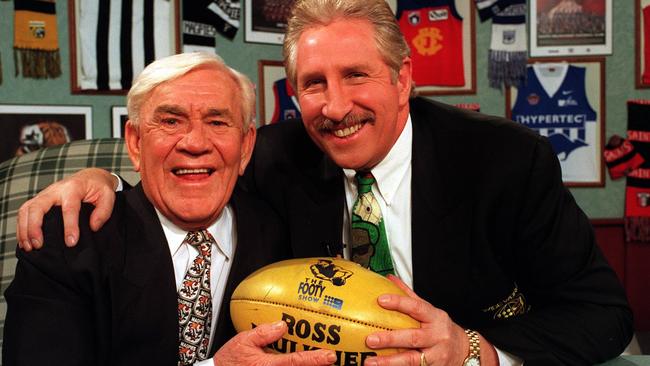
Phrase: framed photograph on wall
[
  {"left": 505, "top": 57, "right": 605, "bottom": 187},
  {"left": 111, "top": 106, "right": 129, "bottom": 138},
  {"left": 245, "top": 0, "right": 294, "bottom": 44},
  {"left": 69, "top": 0, "right": 180, "bottom": 94},
  {"left": 530, "top": 0, "right": 612, "bottom": 57},
  {"left": 0, "top": 105, "right": 92, "bottom": 163},
  {"left": 637, "top": 0, "right": 650, "bottom": 88},
  {"left": 258, "top": 60, "right": 301, "bottom": 125},
  {"left": 398, "top": 0, "right": 476, "bottom": 95}
]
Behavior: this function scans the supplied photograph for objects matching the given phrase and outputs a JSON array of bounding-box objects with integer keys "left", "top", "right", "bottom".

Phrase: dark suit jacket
[
  {"left": 240, "top": 97, "right": 634, "bottom": 365},
  {"left": 3, "top": 184, "right": 290, "bottom": 366}
]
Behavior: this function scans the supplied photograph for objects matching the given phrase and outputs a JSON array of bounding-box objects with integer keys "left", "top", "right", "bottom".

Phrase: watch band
[{"left": 463, "top": 329, "right": 481, "bottom": 365}]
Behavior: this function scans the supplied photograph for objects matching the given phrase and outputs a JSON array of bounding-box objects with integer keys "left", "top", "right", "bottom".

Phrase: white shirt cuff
[
  {"left": 496, "top": 347, "right": 523, "bottom": 366},
  {"left": 111, "top": 172, "right": 123, "bottom": 192}
]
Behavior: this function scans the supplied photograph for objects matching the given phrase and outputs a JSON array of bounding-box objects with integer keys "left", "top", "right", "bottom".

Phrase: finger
[
  {"left": 366, "top": 328, "right": 433, "bottom": 349},
  {"left": 386, "top": 274, "right": 419, "bottom": 299},
  {"left": 364, "top": 349, "right": 422, "bottom": 366},
  {"left": 88, "top": 188, "right": 116, "bottom": 232},
  {"left": 61, "top": 199, "right": 82, "bottom": 247},
  {"left": 17, "top": 202, "right": 32, "bottom": 251},
  {"left": 265, "top": 349, "right": 337, "bottom": 366},
  {"left": 25, "top": 204, "right": 50, "bottom": 250},
  {"left": 242, "top": 321, "right": 288, "bottom": 347},
  {"left": 377, "top": 293, "right": 438, "bottom": 323}
]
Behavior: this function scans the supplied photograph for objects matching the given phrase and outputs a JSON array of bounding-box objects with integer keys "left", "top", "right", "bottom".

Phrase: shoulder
[{"left": 410, "top": 97, "right": 547, "bottom": 155}]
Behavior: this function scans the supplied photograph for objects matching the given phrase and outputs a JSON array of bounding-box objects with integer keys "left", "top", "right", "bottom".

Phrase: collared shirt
[
  {"left": 340, "top": 115, "right": 522, "bottom": 366},
  {"left": 156, "top": 206, "right": 236, "bottom": 366}
]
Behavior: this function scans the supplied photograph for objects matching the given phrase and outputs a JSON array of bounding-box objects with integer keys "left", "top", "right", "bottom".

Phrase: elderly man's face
[
  {"left": 294, "top": 19, "right": 411, "bottom": 171},
  {"left": 125, "top": 66, "right": 255, "bottom": 230}
]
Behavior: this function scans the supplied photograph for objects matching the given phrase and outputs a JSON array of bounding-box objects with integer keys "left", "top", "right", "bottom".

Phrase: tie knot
[
  {"left": 355, "top": 171, "right": 375, "bottom": 193},
  {"left": 184, "top": 230, "right": 214, "bottom": 248}
]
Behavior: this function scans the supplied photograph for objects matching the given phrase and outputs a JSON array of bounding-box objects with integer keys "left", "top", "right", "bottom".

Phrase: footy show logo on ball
[
  {"left": 230, "top": 258, "right": 420, "bottom": 365},
  {"left": 297, "top": 259, "right": 352, "bottom": 310}
]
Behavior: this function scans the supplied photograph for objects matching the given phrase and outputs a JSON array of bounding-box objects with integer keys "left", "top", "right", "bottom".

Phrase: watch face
[{"left": 465, "top": 357, "right": 480, "bottom": 366}]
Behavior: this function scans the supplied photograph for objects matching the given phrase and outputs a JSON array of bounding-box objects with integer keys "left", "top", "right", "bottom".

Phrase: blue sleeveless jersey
[
  {"left": 511, "top": 64, "right": 599, "bottom": 182},
  {"left": 271, "top": 78, "right": 301, "bottom": 123}
]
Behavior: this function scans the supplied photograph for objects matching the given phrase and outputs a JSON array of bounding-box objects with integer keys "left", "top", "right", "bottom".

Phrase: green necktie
[{"left": 350, "top": 172, "right": 395, "bottom": 276}]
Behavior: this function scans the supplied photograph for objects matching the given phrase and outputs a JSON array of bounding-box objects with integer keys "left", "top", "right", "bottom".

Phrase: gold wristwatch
[{"left": 462, "top": 329, "right": 481, "bottom": 366}]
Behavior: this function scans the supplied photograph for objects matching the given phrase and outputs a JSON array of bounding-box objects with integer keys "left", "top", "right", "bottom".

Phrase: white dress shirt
[
  {"left": 341, "top": 115, "right": 522, "bottom": 366},
  {"left": 156, "top": 206, "right": 236, "bottom": 366}
]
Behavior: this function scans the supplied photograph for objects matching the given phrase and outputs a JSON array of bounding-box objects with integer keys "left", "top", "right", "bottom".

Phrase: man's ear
[
  {"left": 124, "top": 120, "right": 141, "bottom": 172},
  {"left": 238, "top": 123, "right": 257, "bottom": 176},
  {"left": 397, "top": 57, "right": 413, "bottom": 106}
]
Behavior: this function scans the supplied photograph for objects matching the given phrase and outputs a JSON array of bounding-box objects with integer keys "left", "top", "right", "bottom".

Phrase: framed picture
[
  {"left": 258, "top": 60, "right": 302, "bottom": 125},
  {"left": 245, "top": 0, "right": 294, "bottom": 44},
  {"left": 111, "top": 106, "right": 129, "bottom": 138},
  {"left": 69, "top": 0, "right": 180, "bottom": 94},
  {"left": 637, "top": 0, "right": 650, "bottom": 88},
  {"left": 506, "top": 57, "right": 605, "bottom": 187},
  {"left": 530, "top": 0, "right": 612, "bottom": 57},
  {"left": 407, "top": 0, "right": 477, "bottom": 95},
  {"left": 0, "top": 105, "right": 92, "bottom": 163}
]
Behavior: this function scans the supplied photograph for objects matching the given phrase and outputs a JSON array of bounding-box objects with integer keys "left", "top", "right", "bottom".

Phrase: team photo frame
[
  {"left": 505, "top": 57, "right": 605, "bottom": 187},
  {"left": 68, "top": 0, "right": 180, "bottom": 94},
  {"left": 244, "top": 0, "right": 294, "bottom": 44},
  {"left": 529, "top": 0, "right": 612, "bottom": 57},
  {"left": 0, "top": 105, "right": 92, "bottom": 163}
]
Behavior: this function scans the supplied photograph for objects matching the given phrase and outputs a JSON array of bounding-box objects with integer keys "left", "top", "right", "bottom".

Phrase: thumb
[{"left": 242, "top": 321, "right": 287, "bottom": 348}]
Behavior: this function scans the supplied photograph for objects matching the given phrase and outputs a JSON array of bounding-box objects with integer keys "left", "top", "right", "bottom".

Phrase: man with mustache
[{"left": 16, "top": 0, "right": 632, "bottom": 365}]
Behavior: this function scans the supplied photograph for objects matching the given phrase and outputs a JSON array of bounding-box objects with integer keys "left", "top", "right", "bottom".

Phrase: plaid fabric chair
[{"left": 0, "top": 138, "right": 140, "bottom": 358}]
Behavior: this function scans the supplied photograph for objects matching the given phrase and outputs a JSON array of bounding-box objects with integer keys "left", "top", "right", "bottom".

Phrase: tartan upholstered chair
[{"left": 0, "top": 138, "right": 140, "bottom": 358}]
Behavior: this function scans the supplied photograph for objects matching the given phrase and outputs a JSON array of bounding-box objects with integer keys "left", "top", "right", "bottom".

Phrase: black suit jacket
[
  {"left": 3, "top": 184, "right": 289, "bottom": 366},
  {"left": 240, "top": 98, "right": 633, "bottom": 365}
]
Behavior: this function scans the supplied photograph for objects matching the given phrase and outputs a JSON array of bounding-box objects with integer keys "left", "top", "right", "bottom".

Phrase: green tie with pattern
[{"left": 350, "top": 171, "right": 395, "bottom": 276}]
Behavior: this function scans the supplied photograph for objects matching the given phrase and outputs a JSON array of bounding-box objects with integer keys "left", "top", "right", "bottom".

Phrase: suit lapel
[
  {"left": 410, "top": 102, "right": 473, "bottom": 311},
  {"left": 112, "top": 184, "right": 179, "bottom": 360},
  {"left": 288, "top": 153, "right": 345, "bottom": 257}
]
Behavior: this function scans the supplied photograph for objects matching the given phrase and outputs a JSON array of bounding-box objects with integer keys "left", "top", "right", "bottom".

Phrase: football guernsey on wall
[
  {"left": 397, "top": 0, "right": 465, "bottom": 87},
  {"left": 511, "top": 63, "right": 598, "bottom": 183},
  {"left": 271, "top": 78, "right": 301, "bottom": 123}
]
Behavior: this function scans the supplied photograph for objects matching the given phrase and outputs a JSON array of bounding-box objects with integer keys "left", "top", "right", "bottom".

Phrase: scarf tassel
[
  {"left": 488, "top": 50, "right": 527, "bottom": 89},
  {"left": 14, "top": 48, "right": 61, "bottom": 79}
]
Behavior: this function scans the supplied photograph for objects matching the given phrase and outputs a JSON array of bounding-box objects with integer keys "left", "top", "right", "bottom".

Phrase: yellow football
[{"left": 230, "top": 257, "right": 420, "bottom": 363}]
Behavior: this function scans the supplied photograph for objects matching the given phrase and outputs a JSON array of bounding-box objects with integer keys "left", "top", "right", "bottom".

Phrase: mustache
[{"left": 317, "top": 111, "right": 376, "bottom": 131}]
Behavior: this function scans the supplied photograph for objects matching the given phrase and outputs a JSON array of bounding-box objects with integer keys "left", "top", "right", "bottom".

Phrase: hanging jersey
[
  {"left": 643, "top": 6, "right": 650, "bottom": 84},
  {"left": 271, "top": 78, "right": 301, "bottom": 123},
  {"left": 511, "top": 64, "right": 598, "bottom": 183},
  {"left": 397, "top": 0, "right": 465, "bottom": 87}
]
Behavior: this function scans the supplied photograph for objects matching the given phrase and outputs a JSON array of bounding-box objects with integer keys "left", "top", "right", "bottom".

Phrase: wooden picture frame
[
  {"left": 69, "top": 0, "right": 180, "bottom": 94},
  {"left": 637, "top": 0, "right": 650, "bottom": 88},
  {"left": 111, "top": 106, "right": 128, "bottom": 138},
  {"left": 0, "top": 105, "right": 92, "bottom": 163},
  {"left": 244, "top": 0, "right": 294, "bottom": 45},
  {"left": 530, "top": 0, "right": 612, "bottom": 57},
  {"left": 258, "top": 60, "right": 302, "bottom": 125},
  {"left": 506, "top": 57, "right": 605, "bottom": 187},
  {"left": 404, "top": 0, "right": 477, "bottom": 96}
]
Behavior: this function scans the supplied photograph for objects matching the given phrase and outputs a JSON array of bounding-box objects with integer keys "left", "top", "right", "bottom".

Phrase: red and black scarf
[{"left": 623, "top": 100, "right": 650, "bottom": 242}]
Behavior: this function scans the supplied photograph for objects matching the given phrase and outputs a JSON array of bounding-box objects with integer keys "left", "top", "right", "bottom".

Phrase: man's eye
[
  {"left": 348, "top": 72, "right": 366, "bottom": 79},
  {"left": 161, "top": 118, "right": 178, "bottom": 125},
  {"left": 304, "top": 79, "right": 323, "bottom": 88}
]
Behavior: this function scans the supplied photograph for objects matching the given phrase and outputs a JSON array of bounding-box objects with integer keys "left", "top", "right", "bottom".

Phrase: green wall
[{"left": 1, "top": 1, "right": 649, "bottom": 218}]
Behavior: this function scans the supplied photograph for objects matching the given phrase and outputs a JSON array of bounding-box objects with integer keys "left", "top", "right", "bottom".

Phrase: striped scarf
[{"left": 13, "top": 0, "right": 61, "bottom": 79}]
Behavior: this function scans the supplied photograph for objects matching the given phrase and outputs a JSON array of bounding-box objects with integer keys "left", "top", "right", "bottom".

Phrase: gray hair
[
  {"left": 283, "top": 0, "right": 410, "bottom": 88},
  {"left": 127, "top": 52, "right": 256, "bottom": 130}
]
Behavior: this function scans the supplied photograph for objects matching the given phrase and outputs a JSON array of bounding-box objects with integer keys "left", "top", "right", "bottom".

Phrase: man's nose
[
  {"left": 177, "top": 122, "right": 211, "bottom": 154},
  {"left": 321, "top": 83, "right": 353, "bottom": 122}
]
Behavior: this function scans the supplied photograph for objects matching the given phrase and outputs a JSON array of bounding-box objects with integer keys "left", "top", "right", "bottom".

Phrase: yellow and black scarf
[{"left": 14, "top": 0, "right": 61, "bottom": 78}]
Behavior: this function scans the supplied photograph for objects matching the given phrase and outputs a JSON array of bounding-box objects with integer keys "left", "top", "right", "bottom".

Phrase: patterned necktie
[
  {"left": 350, "top": 172, "right": 395, "bottom": 276},
  {"left": 178, "top": 230, "right": 213, "bottom": 365}
]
